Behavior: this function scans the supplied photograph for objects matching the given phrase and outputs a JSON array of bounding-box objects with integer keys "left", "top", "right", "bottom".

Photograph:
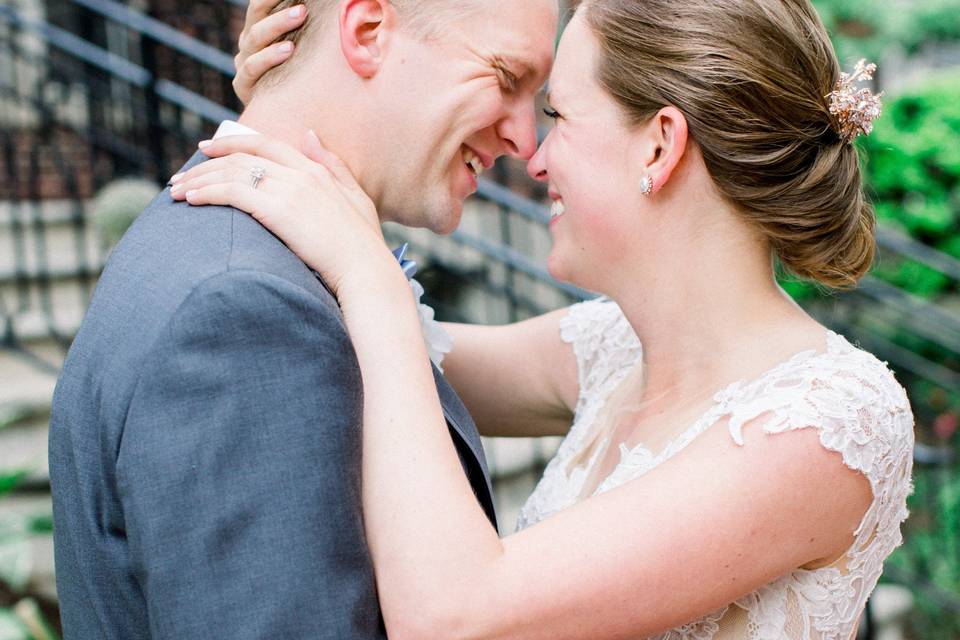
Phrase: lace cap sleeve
[
  {"left": 721, "top": 333, "right": 915, "bottom": 562},
  {"left": 558, "top": 297, "right": 641, "bottom": 406},
  {"left": 721, "top": 336, "right": 915, "bottom": 637}
]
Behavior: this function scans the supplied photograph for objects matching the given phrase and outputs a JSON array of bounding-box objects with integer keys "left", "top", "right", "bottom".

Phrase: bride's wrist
[{"left": 335, "top": 250, "right": 411, "bottom": 306}]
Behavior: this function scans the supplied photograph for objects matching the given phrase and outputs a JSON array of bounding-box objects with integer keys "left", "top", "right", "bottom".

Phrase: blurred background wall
[{"left": 0, "top": 0, "right": 958, "bottom": 637}]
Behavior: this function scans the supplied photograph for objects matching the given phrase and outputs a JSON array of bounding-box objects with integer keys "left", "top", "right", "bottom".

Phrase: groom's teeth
[
  {"left": 464, "top": 149, "right": 484, "bottom": 178},
  {"left": 468, "top": 156, "right": 484, "bottom": 177},
  {"left": 551, "top": 200, "right": 565, "bottom": 218}
]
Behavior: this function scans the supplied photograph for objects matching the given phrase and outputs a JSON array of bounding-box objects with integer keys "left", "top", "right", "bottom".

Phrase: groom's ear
[{"left": 338, "top": 0, "right": 396, "bottom": 78}]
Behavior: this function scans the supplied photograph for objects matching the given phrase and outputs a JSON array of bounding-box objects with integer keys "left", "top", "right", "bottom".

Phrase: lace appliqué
[
  {"left": 516, "top": 298, "right": 641, "bottom": 530},
  {"left": 515, "top": 298, "right": 915, "bottom": 640}
]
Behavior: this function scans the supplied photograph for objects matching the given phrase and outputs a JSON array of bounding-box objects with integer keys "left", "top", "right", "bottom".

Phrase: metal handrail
[
  {"left": 876, "top": 225, "right": 960, "bottom": 282},
  {"left": 68, "top": 0, "right": 236, "bottom": 74},
  {"left": 0, "top": 7, "right": 237, "bottom": 126},
  {"left": 0, "top": 5, "right": 151, "bottom": 86}
]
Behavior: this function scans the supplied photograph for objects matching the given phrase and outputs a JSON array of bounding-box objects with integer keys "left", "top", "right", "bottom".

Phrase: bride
[{"left": 171, "top": 0, "right": 914, "bottom": 637}]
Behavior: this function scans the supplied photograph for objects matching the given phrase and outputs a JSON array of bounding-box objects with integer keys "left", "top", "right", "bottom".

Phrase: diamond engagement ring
[{"left": 249, "top": 166, "right": 266, "bottom": 190}]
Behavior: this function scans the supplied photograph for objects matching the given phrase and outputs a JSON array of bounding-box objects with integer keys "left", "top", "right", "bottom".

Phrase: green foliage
[
  {"left": 0, "top": 470, "right": 58, "bottom": 640},
  {"left": 0, "top": 474, "right": 26, "bottom": 500},
  {"left": 887, "top": 462, "right": 960, "bottom": 639},
  {"left": 813, "top": 0, "right": 960, "bottom": 59},
  {"left": 864, "top": 71, "right": 960, "bottom": 246},
  {"left": 0, "top": 609, "right": 31, "bottom": 640}
]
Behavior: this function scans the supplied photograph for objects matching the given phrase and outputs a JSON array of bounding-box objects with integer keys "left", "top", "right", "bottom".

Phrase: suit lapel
[
  {"left": 430, "top": 364, "right": 496, "bottom": 519},
  {"left": 307, "top": 270, "right": 497, "bottom": 526}
]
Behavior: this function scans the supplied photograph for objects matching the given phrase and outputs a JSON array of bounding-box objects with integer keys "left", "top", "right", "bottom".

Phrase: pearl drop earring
[{"left": 639, "top": 174, "right": 654, "bottom": 196}]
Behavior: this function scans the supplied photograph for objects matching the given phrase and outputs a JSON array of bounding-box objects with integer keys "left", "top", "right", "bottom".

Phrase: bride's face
[{"left": 527, "top": 11, "right": 650, "bottom": 291}]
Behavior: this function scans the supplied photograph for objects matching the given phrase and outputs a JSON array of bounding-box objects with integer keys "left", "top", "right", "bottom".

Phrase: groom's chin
[{"left": 420, "top": 199, "right": 464, "bottom": 236}]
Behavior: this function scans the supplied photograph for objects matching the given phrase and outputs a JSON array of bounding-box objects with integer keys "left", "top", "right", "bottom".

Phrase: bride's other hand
[
  {"left": 170, "top": 132, "right": 392, "bottom": 295},
  {"left": 233, "top": 0, "right": 305, "bottom": 105}
]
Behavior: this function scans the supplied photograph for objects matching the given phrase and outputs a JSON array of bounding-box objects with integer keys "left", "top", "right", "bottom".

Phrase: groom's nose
[{"left": 496, "top": 97, "right": 538, "bottom": 161}]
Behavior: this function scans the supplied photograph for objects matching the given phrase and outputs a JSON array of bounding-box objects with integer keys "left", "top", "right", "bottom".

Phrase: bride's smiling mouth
[{"left": 549, "top": 189, "right": 565, "bottom": 225}]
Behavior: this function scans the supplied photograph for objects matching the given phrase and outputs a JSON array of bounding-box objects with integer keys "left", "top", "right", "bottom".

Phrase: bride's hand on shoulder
[
  {"left": 169, "top": 132, "right": 393, "bottom": 296},
  {"left": 233, "top": 0, "right": 304, "bottom": 105}
]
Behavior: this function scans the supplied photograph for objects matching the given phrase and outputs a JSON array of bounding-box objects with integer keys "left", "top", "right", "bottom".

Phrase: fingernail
[
  {"left": 170, "top": 184, "right": 183, "bottom": 196},
  {"left": 288, "top": 5, "right": 304, "bottom": 18},
  {"left": 185, "top": 190, "right": 198, "bottom": 200},
  {"left": 198, "top": 140, "right": 212, "bottom": 149},
  {"left": 278, "top": 41, "right": 293, "bottom": 54},
  {"left": 170, "top": 173, "right": 184, "bottom": 184}
]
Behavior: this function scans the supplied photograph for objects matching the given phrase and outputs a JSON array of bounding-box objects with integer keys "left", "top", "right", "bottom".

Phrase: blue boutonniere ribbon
[
  {"left": 389, "top": 243, "right": 453, "bottom": 370},
  {"left": 392, "top": 243, "right": 418, "bottom": 281}
]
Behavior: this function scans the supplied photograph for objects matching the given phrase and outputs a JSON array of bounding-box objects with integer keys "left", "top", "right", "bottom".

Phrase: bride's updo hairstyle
[{"left": 583, "top": 0, "right": 877, "bottom": 288}]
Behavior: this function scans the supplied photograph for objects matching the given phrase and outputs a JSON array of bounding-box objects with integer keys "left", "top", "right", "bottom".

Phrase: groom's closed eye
[{"left": 491, "top": 57, "right": 520, "bottom": 93}]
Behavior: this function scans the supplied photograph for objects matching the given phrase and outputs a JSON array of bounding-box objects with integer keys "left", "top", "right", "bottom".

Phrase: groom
[{"left": 48, "top": 0, "right": 556, "bottom": 638}]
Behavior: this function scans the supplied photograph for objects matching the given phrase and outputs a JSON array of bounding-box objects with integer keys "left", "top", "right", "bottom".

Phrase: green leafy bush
[
  {"left": 864, "top": 71, "right": 960, "bottom": 257},
  {"left": 813, "top": 0, "right": 960, "bottom": 59}
]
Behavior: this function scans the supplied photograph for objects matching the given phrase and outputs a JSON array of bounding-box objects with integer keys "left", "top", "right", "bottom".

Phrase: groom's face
[{"left": 375, "top": 0, "right": 557, "bottom": 233}]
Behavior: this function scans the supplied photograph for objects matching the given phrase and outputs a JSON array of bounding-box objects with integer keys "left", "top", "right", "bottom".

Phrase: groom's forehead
[{"left": 450, "top": 0, "right": 558, "bottom": 76}]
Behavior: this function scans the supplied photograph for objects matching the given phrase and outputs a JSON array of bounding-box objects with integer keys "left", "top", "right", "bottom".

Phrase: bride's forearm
[{"left": 337, "top": 263, "right": 505, "bottom": 637}]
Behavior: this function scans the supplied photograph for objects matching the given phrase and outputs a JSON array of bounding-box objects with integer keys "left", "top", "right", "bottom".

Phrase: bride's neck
[{"left": 608, "top": 218, "right": 808, "bottom": 403}]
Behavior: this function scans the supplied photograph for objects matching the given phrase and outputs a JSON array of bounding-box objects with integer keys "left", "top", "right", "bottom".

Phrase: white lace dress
[{"left": 516, "top": 298, "right": 915, "bottom": 640}]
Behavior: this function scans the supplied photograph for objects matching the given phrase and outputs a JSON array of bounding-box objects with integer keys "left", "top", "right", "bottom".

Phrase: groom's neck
[{"left": 238, "top": 93, "right": 383, "bottom": 218}]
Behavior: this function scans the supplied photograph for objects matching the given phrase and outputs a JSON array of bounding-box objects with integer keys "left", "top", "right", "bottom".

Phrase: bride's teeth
[{"left": 551, "top": 200, "right": 565, "bottom": 218}]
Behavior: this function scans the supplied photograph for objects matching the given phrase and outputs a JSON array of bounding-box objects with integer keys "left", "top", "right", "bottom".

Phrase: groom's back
[{"left": 49, "top": 159, "right": 383, "bottom": 638}]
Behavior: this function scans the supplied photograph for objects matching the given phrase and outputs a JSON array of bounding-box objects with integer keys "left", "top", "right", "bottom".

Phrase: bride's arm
[
  {"left": 332, "top": 270, "right": 873, "bottom": 640},
  {"left": 441, "top": 315, "right": 578, "bottom": 438},
  {"left": 173, "top": 136, "right": 874, "bottom": 640}
]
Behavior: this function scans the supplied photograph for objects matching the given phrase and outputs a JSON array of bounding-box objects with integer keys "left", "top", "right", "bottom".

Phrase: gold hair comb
[{"left": 827, "top": 59, "right": 884, "bottom": 143}]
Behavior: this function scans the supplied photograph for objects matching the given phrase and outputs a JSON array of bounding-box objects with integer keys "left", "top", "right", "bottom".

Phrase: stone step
[
  {"left": 0, "top": 494, "right": 56, "bottom": 602},
  {"left": 0, "top": 345, "right": 61, "bottom": 484},
  {"left": 0, "top": 201, "right": 104, "bottom": 283},
  {"left": 0, "top": 200, "right": 100, "bottom": 344},
  {"left": 0, "top": 418, "right": 49, "bottom": 483},
  {"left": 0, "top": 346, "right": 61, "bottom": 409},
  {"left": 1, "top": 281, "right": 90, "bottom": 344}
]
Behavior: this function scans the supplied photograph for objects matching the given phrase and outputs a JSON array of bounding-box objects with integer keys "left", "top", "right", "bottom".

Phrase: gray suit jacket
[{"left": 49, "top": 150, "right": 497, "bottom": 639}]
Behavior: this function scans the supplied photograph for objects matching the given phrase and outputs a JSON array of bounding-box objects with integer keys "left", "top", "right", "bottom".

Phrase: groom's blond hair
[{"left": 254, "top": 0, "right": 481, "bottom": 90}]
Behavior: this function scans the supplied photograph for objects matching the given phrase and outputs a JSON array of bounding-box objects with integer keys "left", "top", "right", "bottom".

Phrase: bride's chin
[{"left": 546, "top": 251, "right": 571, "bottom": 284}]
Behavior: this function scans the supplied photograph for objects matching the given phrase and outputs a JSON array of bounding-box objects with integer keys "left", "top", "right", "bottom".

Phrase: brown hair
[{"left": 583, "top": 0, "right": 876, "bottom": 288}]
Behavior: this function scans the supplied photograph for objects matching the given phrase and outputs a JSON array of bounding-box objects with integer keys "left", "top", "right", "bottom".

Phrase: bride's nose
[{"left": 526, "top": 141, "right": 549, "bottom": 182}]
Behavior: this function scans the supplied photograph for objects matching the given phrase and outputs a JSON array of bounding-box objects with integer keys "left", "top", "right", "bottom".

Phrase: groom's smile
[{"left": 365, "top": 0, "right": 557, "bottom": 235}]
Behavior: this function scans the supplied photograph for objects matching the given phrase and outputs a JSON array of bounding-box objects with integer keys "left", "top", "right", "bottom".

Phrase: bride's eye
[{"left": 543, "top": 107, "right": 561, "bottom": 119}]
